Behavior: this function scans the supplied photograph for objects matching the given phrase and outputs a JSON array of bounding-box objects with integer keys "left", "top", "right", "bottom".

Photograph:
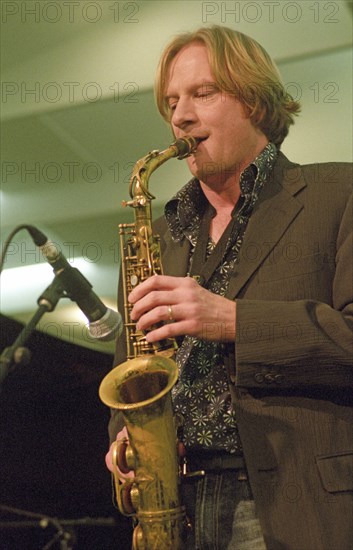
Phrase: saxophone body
[{"left": 99, "top": 136, "right": 199, "bottom": 550}]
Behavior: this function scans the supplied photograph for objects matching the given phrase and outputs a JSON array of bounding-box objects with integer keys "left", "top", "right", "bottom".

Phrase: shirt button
[{"left": 254, "top": 373, "right": 264, "bottom": 384}]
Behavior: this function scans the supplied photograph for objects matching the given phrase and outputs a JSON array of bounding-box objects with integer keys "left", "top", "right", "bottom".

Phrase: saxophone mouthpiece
[{"left": 174, "top": 136, "right": 201, "bottom": 159}]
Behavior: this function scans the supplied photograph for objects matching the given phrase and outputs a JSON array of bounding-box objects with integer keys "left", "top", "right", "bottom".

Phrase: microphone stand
[
  {"left": 0, "top": 504, "right": 75, "bottom": 550},
  {"left": 0, "top": 276, "right": 66, "bottom": 387},
  {"left": 0, "top": 503, "right": 116, "bottom": 550}
]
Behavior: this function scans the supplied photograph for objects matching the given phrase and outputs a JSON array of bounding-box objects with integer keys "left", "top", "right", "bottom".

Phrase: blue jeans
[{"left": 181, "top": 471, "right": 267, "bottom": 549}]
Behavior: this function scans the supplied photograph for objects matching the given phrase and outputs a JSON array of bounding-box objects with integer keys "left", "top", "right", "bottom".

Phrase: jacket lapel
[{"left": 226, "top": 153, "right": 307, "bottom": 299}]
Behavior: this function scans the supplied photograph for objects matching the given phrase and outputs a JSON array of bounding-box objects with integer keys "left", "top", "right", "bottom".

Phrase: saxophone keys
[
  {"left": 122, "top": 197, "right": 147, "bottom": 208},
  {"left": 118, "top": 481, "right": 139, "bottom": 515}
]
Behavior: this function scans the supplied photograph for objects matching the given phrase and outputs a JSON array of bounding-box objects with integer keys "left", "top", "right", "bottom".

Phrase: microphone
[{"left": 27, "top": 226, "right": 123, "bottom": 342}]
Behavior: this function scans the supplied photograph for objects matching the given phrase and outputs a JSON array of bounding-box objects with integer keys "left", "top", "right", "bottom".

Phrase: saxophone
[{"left": 99, "top": 136, "right": 199, "bottom": 550}]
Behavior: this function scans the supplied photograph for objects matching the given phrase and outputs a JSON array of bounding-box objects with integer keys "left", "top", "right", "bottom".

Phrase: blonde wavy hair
[{"left": 155, "top": 25, "right": 300, "bottom": 147}]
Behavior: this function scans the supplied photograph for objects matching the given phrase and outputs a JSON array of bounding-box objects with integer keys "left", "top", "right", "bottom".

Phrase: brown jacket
[{"left": 110, "top": 152, "right": 353, "bottom": 550}]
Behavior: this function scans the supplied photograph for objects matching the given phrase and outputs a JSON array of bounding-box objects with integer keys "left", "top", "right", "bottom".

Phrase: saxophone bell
[{"left": 99, "top": 355, "right": 185, "bottom": 549}]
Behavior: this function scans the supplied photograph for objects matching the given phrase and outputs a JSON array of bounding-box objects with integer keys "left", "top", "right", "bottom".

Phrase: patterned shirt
[{"left": 165, "top": 143, "right": 278, "bottom": 454}]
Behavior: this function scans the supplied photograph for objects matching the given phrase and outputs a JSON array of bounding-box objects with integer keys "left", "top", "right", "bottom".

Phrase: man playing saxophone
[{"left": 106, "top": 25, "right": 353, "bottom": 549}]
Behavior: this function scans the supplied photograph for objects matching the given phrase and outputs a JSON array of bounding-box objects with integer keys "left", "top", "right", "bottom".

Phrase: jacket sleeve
[{"left": 234, "top": 192, "right": 353, "bottom": 389}]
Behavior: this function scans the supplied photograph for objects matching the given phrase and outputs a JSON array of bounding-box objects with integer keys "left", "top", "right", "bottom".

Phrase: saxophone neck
[{"left": 128, "top": 136, "right": 200, "bottom": 202}]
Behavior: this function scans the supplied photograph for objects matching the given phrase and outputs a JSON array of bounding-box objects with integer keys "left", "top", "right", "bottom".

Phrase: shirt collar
[{"left": 239, "top": 141, "right": 277, "bottom": 198}]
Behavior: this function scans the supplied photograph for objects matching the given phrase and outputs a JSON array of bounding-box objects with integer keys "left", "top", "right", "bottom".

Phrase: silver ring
[{"left": 167, "top": 305, "right": 174, "bottom": 322}]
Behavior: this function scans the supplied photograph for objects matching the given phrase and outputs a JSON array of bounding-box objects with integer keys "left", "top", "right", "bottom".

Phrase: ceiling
[{"left": 1, "top": 0, "right": 352, "bottom": 354}]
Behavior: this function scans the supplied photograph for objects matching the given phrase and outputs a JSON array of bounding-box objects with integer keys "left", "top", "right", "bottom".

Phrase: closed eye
[{"left": 195, "top": 84, "right": 219, "bottom": 99}]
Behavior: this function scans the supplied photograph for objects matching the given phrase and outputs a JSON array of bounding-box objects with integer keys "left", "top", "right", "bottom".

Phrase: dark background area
[{"left": 0, "top": 314, "right": 132, "bottom": 549}]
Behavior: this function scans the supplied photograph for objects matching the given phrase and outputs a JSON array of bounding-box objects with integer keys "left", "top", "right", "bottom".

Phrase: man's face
[{"left": 165, "top": 43, "right": 268, "bottom": 187}]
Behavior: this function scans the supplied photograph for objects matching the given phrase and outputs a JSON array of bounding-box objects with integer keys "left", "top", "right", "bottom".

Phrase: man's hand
[{"left": 129, "top": 275, "right": 236, "bottom": 342}]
